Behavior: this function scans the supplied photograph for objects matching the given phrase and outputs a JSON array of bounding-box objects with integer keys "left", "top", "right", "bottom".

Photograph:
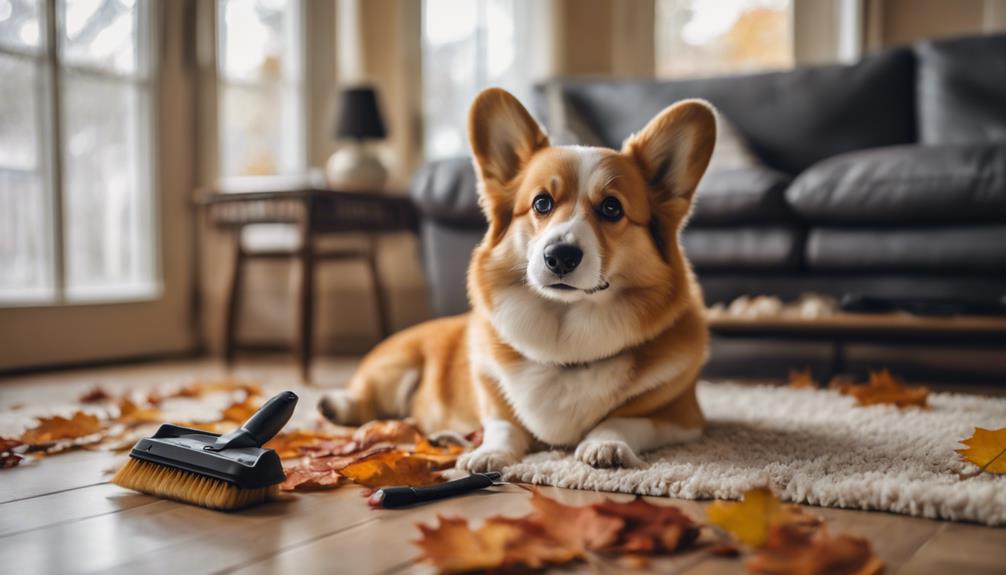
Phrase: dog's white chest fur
[{"left": 486, "top": 355, "right": 634, "bottom": 445}]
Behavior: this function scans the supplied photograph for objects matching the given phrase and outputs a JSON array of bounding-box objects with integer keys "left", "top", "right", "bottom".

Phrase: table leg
[
  {"left": 829, "top": 339, "right": 847, "bottom": 381},
  {"left": 366, "top": 235, "right": 391, "bottom": 339},
  {"left": 297, "top": 234, "right": 316, "bottom": 384},
  {"left": 224, "top": 238, "right": 244, "bottom": 369}
]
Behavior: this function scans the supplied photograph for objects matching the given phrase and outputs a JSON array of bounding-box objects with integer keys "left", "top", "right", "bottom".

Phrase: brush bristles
[{"left": 112, "top": 458, "right": 278, "bottom": 511}]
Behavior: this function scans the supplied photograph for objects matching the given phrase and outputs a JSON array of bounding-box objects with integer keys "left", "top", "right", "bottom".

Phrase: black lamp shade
[{"left": 334, "top": 86, "right": 387, "bottom": 140}]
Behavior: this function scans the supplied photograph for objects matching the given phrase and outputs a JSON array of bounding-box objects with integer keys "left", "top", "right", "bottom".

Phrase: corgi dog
[{"left": 320, "top": 88, "right": 716, "bottom": 471}]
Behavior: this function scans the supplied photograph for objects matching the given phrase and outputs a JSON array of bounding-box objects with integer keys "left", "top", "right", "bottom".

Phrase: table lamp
[{"left": 326, "top": 86, "right": 389, "bottom": 190}]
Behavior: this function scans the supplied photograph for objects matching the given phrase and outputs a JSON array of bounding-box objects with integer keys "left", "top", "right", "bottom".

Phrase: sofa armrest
[{"left": 409, "top": 157, "right": 486, "bottom": 229}]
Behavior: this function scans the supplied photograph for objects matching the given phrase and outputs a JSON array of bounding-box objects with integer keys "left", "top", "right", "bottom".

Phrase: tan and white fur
[{"left": 320, "top": 88, "right": 716, "bottom": 471}]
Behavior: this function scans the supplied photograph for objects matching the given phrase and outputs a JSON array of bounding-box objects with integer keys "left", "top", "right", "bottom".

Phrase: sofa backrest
[
  {"left": 537, "top": 48, "right": 917, "bottom": 175},
  {"left": 915, "top": 33, "right": 1006, "bottom": 145}
]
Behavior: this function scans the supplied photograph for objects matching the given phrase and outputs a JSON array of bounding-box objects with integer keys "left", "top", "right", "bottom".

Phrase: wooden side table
[{"left": 198, "top": 183, "right": 418, "bottom": 382}]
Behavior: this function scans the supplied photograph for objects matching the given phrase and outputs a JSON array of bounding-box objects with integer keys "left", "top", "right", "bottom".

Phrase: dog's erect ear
[
  {"left": 622, "top": 99, "right": 716, "bottom": 205},
  {"left": 468, "top": 88, "right": 549, "bottom": 185}
]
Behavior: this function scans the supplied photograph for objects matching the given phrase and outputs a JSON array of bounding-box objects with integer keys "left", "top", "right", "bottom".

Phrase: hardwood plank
[
  {"left": 896, "top": 522, "right": 1006, "bottom": 575},
  {"left": 0, "top": 483, "right": 157, "bottom": 538},
  {"left": 0, "top": 450, "right": 122, "bottom": 503},
  {"left": 98, "top": 488, "right": 378, "bottom": 575},
  {"left": 230, "top": 486, "right": 715, "bottom": 575}
]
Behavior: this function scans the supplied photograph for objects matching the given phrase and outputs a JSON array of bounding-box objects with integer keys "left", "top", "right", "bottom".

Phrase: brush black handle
[
  {"left": 369, "top": 472, "right": 501, "bottom": 508},
  {"left": 206, "top": 391, "right": 298, "bottom": 451},
  {"left": 242, "top": 391, "right": 299, "bottom": 445}
]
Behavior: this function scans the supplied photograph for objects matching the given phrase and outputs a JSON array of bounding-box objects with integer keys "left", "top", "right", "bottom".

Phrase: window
[
  {"left": 656, "top": 0, "right": 793, "bottom": 79},
  {"left": 216, "top": 0, "right": 306, "bottom": 178},
  {"left": 421, "top": 0, "right": 541, "bottom": 160},
  {"left": 0, "top": 0, "right": 155, "bottom": 304}
]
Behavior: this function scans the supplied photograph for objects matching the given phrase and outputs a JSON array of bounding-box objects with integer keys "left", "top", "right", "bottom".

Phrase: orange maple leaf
[
  {"left": 78, "top": 386, "right": 114, "bottom": 403},
  {"left": 352, "top": 419, "right": 423, "bottom": 448},
  {"left": 415, "top": 515, "right": 579, "bottom": 573},
  {"left": 529, "top": 489, "right": 624, "bottom": 551},
  {"left": 957, "top": 427, "right": 1006, "bottom": 478},
  {"left": 788, "top": 368, "right": 817, "bottom": 389},
  {"left": 340, "top": 450, "right": 445, "bottom": 488},
  {"left": 412, "top": 439, "right": 464, "bottom": 468},
  {"left": 834, "top": 369, "right": 928, "bottom": 408},
  {"left": 264, "top": 429, "right": 351, "bottom": 460},
  {"left": 593, "top": 497, "right": 701, "bottom": 553},
  {"left": 747, "top": 523, "right": 884, "bottom": 575},
  {"left": 116, "top": 398, "right": 163, "bottom": 426},
  {"left": 278, "top": 444, "right": 396, "bottom": 492},
  {"left": 19, "top": 412, "right": 104, "bottom": 445},
  {"left": 220, "top": 395, "right": 262, "bottom": 423}
]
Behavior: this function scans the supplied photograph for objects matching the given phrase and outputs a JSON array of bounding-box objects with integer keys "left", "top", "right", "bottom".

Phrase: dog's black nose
[{"left": 543, "top": 243, "right": 583, "bottom": 276}]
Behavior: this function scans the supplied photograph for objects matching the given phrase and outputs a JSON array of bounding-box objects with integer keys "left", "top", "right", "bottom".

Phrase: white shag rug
[{"left": 501, "top": 381, "right": 1006, "bottom": 526}]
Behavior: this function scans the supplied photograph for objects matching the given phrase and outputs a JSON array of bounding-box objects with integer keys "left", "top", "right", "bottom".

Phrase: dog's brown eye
[
  {"left": 532, "top": 193, "right": 553, "bottom": 215},
  {"left": 598, "top": 197, "right": 623, "bottom": 222}
]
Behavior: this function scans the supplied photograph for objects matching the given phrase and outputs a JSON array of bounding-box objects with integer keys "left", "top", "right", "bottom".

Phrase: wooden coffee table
[{"left": 706, "top": 310, "right": 1006, "bottom": 377}]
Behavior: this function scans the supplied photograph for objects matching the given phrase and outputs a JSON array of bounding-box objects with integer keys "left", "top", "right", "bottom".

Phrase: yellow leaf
[
  {"left": 707, "top": 487, "right": 782, "bottom": 547},
  {"left": 957, "top": 427, "right": 1006, "bottom": 476}
]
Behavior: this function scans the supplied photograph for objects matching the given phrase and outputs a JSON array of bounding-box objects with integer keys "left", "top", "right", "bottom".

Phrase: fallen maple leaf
[
  {"left": 707, "top": 487, "right": 819, "bottom": 547},
  {"left": 340, "top": 449, "right": 445, "bottom": 488},
  {"left": 265, "top": 429, "right": 350, "bottom": 460},
  {"left": 834, "top": 369, "right": 928, "bottom": 408},
  {"left": 747, "top": 523, "right": 884, "bottom": 575},
  {"left": 220, "top": 395, "right": 262, "bottom": 423},
  {"left": 148, "top": 378, "right": 263, "bottom": 405},
  {"left": 957, "top": 427, "right": 1006, "bottom": 478},
  {"left": 279, "top": 445, "right": 397, "bottom": 492},
  {"left": 415, "top": 515, "right": 579, "bottom": 574},
  {"left": 788, "top": 368, "right": 817, "bottom": 389},
  {"left": 352, "top": 419, "right": 423, "bottom": 448},
  {"left": 79, "top": 386, "right": 114, "bottom": 403},
  {"left": 116, "top": 398, "right": 163, "bottom": 426},
  {"left": 594, "top": 497, "right": 701, "bottom": 553},
  {"left": 1, "top": 437, "right": 24, "bottom": 469},
  {"left": 412, "top": 439, "right": 463, "bottom": 468},
  {"left": 19, "top": 412, "right": 104, "bottom": 445},
  {"left": 529, "top": 490, "right": 624, "bottom": 551}
]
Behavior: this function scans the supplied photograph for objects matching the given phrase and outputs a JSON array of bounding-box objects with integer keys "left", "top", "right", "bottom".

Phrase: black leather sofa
[{"left": 410, "top": 34, "right": 1006, "bottom": 319}]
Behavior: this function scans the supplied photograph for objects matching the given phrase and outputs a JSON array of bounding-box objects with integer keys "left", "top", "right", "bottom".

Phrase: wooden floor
[{"left": 1, "top": 357, "right": 1004, "bottom": 575}]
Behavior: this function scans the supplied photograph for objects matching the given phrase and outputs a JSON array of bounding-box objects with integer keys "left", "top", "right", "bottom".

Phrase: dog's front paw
[
  {"left": 574, "top": 439, "right": 644, "bottom": 468},
  {"left": 317, "top": 389, "right": 362, "bottom": 426},
  {"left": 457, "top": 447, "right": 519, "bottom": 473}
]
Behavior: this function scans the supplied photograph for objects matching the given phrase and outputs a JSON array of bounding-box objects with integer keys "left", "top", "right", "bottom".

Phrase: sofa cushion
[
  {"left": 692, "top": 167, "right": 793, "bottom": 226},
  {"left": 806, "top": 226, "right": 1006, "bottom": 273},
  {"left": 916, "top": 34, "right": 1006, "bottom": 145},
  {"left": 786, "top": 144, "right": 1006, "bottom": 225},
  {"left": 682, "top": 226, "right": 803, "bottom": 271},
  {"left": 538, "top": 47, "right": 916, "bottom": 175},
  {"left": 410, "top": 157, "right": 484, "bottom": 229}
]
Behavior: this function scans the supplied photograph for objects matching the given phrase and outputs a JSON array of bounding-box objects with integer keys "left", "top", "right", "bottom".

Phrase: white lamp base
[{"left": 325, "top": 143, "right": 388, "bottom": 191}]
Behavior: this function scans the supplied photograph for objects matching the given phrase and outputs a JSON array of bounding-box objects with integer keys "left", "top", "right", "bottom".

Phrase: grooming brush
[
  {"left": 112, "top": 390, "right": 298, "bottom": 511},
  {"left": 368, "top": 472, "right": 502, "bottom": 508}
]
